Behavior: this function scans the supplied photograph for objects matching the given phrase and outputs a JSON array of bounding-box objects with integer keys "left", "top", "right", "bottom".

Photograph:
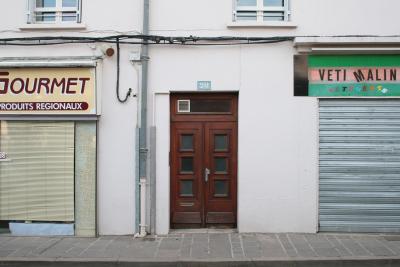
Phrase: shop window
[
  {"left": 233, "top": 0, "right": 290, "bottom": 22},
  {"left": 27, "top": 0, "right": 82, "bottom": 24},
  {"left": 0, "top": 121, "right": 75, "bottom": 222}
]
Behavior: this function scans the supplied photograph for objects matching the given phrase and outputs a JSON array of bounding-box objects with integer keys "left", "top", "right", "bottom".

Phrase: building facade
[
  {"left": 0, "top": 0, "right": 141, "bottom": 236},
  {"left": 1, "top": 0, "right": 400, "bottom": 236}
]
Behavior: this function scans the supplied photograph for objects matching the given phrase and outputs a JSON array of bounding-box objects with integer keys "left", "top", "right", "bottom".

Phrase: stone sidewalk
[{"left": 2, "top": 230, "right": 400, "bottom": 266}]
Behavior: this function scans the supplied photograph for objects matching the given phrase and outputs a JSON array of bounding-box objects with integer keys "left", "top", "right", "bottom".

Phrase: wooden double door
[{"left": 170, "top": 93, "right": 238, "bottom": 228}]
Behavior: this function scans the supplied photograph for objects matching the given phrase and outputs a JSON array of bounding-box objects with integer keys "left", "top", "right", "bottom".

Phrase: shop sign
[
  {"left": 308, "top": 55, "right": 400, "bottom": 96},
  {"left": 0, "top": 68, "right": 96, "bottom": 115}
]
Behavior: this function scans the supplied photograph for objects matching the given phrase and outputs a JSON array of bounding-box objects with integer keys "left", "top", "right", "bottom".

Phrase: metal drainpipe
[{"left": 136, "top": 0, "right": 150, "bottom": 237}]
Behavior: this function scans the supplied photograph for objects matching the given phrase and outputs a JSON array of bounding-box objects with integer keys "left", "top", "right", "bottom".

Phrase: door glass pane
[
  {"left": 215, "top": 158, "right": 227, "bottom": 173},
  {"left": 181, "top": 157, "right": 194, "bottom": 173},
  {"left": 215, "top": 135, "right": 228, "bottom": 151},
  {"left": 263, "top": 0, "right": 284, "bottom": 6},
  {"left": 181, "top": 134, "right": 193, "bottom": 151},
  {"left": 237, "top": 0, "right": 256, "bottom": 6},
  {"left": 214, "top": 180, "right": 229, "bottom": 197},
  {"left": 190, "top": 100, "right": 231, "bottom": 113},
  {"left": 180, "top": 180, "right": 193, "bottom": 197}
]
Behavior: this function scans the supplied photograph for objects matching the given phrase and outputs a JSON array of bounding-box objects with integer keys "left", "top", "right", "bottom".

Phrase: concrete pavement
[{"left": 2, "top": 230, "right": 400, "bottom": 266}]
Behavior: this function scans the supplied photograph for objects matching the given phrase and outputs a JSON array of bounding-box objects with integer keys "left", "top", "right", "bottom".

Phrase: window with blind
[
  {"left": 0, "top": 121, "right": 75, "bottom": 222},
  {"left": 234, "top": 0, "right": 291, "bottom": 22},
  {"left": 27, "top": 0, "right": 82, "bottom": 24}
]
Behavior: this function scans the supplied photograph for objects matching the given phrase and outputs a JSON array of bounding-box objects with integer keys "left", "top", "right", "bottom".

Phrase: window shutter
[
  {"left": 0, "top": 121, "right": 75, "bottom": 222},
  {"left": 27, "top": 0, "right": 36, "bottom": 23}
]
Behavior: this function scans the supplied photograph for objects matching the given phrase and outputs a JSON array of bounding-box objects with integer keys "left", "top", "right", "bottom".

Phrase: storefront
[
  {"left": 0, "top": 66, "right": 97, "bottom": 236},
  {"left": 298, "top": 54, "right": 400, "bottom": 233}
]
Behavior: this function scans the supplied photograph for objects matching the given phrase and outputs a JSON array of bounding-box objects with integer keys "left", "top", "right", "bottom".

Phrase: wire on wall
[
  {"left": 0, "top": 34, "right": 399, "bottom": 47},
  {"left": 115, "top": 37, "right": 132, "bottom": 103}
]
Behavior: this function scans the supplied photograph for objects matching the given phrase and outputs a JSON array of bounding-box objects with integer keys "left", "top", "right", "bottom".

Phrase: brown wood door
[{"left": 170, "top": 93, "right": 237, "bottom": 228}]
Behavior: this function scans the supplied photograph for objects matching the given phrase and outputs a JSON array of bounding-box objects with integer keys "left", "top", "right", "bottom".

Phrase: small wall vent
[{"left": 177, "top": 100, "right": 190, "bottom": 113}]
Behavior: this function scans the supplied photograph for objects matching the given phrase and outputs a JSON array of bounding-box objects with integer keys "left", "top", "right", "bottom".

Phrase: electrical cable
[
  {"left": 115, "top": 37, "right": 132, "bottom": 103},
  {"left": 0, "top": 37, "right": 294, "bottom": 46},
  {"left": 1, "top": 34, "right": 399, "bottom": 47}
]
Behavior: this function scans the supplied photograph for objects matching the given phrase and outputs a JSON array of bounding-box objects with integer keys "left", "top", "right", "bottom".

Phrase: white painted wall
[
  {"left": 149, "top": 0, "right": 400, "bottom": 36},
  {"left": 97, "top": 46, "right": 138, "bottom": 235},
  {"left": 154, "top": 93, "right": 170, "bottom": 235},
  {"left": 149, "top": 43, "right": 318, "bottom": 234},
  {"left": 0, "top": 0, "right": 143, "bottom": 235},
  {"left": 236, "top": 44, "right": 318, "bottom": 232}
]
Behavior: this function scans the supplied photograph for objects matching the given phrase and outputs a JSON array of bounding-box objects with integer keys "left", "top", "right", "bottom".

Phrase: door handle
[{"left": 204, "top": 168, "right": 210, "bottom": 183}]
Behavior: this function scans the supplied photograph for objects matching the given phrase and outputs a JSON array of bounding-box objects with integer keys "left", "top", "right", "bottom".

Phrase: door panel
[
  {"left": 204, "top": 122, "right": 237, "bottom": 225},
  {"left": 171, "top": 121, "right": 237, "bottom": 228},
  {"left": 171, "top": 122, "right": 203, "bottom": 225}
]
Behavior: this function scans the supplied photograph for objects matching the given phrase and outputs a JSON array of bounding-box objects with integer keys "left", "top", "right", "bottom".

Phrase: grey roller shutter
[{"left": 319, "top": 99, "right": 400, "bottom": 233}]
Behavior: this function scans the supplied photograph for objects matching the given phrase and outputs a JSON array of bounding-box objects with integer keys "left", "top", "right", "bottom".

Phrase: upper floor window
[
  {"left": 233, "top": 0, "right": 290, "bottom": 22},
  {"left": 27, "top": 0, "right": 81, "bottom": 24}
]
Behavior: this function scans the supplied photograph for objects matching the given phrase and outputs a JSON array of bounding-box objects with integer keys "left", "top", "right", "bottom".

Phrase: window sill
[
  {"left": 227, "top": 21, "right": 297, "bottom": 28},
  {"left": 19, "top": 23, "right": 87, "bottom": 30}
]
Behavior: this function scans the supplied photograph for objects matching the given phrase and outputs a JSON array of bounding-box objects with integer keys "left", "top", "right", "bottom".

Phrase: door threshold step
[{"left": 170, "top": 228, "right": 237, "bottom": 234}]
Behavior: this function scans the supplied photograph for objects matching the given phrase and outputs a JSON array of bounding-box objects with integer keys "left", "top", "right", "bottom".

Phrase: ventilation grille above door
[{"left": 177, "top": 100, "right": 190, "bottom": 113}]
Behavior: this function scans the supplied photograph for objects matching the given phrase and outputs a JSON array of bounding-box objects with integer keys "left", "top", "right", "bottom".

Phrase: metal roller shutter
[{"left": 319, "top": 99, "right": 400, "bottom": 233}]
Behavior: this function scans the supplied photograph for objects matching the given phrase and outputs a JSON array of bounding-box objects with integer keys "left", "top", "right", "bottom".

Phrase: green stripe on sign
[
  {"left": 309, "top": 83, "right": 400, "bottom": 96},
  {"left": 309, "top": 55, "right": 400, "bottom": 68}
]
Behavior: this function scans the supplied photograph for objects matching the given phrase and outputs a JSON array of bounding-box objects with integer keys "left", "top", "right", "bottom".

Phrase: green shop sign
[{"left": 308, "top": 55, "right": 400, "bottom": 96}]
